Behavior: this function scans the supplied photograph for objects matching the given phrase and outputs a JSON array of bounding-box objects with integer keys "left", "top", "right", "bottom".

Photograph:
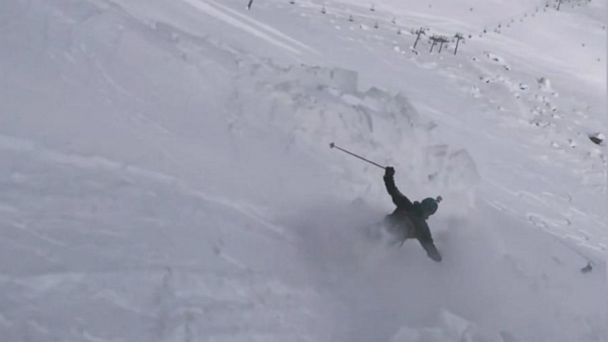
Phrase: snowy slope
[{"left": 0, "top": 0, "right": 606, "bottom": 341}]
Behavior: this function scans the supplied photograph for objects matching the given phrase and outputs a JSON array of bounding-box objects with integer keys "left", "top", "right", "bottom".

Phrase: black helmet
[{"left": 421, "top": 197, "right": 438, "bottom": 215}]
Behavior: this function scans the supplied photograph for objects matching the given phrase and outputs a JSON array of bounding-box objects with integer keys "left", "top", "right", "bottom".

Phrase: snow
[{"left": 0, "top": 0, "right": 606, "bottom": 341}]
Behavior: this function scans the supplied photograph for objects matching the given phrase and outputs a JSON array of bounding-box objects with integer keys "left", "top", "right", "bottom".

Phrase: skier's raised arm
[{"left": 383, "top": 167, "right": 413, "bottom": 209}]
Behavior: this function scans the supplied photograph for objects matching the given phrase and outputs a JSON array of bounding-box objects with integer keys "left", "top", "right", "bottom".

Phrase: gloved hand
[{"left": 384, "top": 166, "right": 395, "bottom": 177}]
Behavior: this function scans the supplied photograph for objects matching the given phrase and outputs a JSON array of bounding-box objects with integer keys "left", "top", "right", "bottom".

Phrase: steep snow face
[{"left": 0, "top": 0, "right": 606, "bottom": 341}]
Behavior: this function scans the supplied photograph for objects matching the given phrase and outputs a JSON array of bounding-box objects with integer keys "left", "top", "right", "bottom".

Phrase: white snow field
[{"left": 0, "top": 0, "right": 606, "bottom": 341}]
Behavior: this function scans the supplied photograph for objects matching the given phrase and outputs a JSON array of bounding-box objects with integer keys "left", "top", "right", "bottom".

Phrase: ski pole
[{"left": 329, "top": 142, "right": 386, "bottom": 169}]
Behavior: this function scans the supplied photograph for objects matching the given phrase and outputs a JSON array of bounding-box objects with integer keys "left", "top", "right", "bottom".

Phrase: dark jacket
[{"left": 384, "top": 173, "right": 442, "bottom": 262}]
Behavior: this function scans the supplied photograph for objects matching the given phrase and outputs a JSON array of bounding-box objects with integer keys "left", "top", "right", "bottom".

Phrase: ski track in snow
[
  {"left": 205, "top": 0, "right": 319, "bottom": 54},
  {"left": 180, "top": 0, "right": 316, "bottom": 57},
  {"left": 0, "top": 134, "right": 292, "bottom": 245}
]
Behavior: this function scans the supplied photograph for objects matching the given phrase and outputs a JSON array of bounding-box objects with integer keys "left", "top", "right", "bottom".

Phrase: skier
[{"left": 383, "top": 166, "right": 442, "bottom": 262}]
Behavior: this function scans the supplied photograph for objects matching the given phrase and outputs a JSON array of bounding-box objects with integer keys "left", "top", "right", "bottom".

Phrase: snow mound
[
  {"left": 537, "top": 77, "right": 553, "bottom": 92},
  {"left": 231, "top": 62, "right": 478, "bottom": 207},
  {"left": 390, "top": 309, "right": 518, "bottom": 342}
]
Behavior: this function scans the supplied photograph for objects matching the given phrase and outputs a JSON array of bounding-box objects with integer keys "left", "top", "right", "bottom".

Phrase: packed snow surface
[{"left": 0, "top": 0, "right": 606, "bottom": 341}]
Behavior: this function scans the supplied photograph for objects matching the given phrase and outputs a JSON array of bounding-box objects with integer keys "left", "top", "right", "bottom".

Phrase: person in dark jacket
[{"left": 383, "top": 166, "right": 442, "bottom": 262}]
